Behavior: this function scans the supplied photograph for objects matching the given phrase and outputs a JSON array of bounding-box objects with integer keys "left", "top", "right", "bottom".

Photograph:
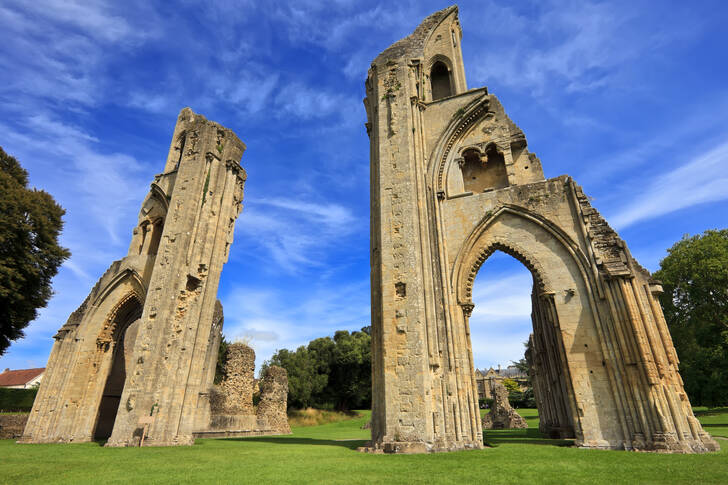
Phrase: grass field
[{"left": 1, "top": 408, "right": 726, "bottom": 484}]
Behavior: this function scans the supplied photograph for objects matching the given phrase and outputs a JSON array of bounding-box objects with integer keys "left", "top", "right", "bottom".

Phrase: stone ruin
[
  {"left": 257, "top": 366, "right": 292, "bottom": 435},
  {"left": 195, "top": 343, "right": 290, "bottom": 438},
  {"left": 19, "top": 108, "right": 284, "bottom": 447},
  {"left": 481, "top": 381, "right": 527, "bottom": 430},
  {"left": 364, "top": 6, "right": 718, "bottom": 453},
  {"left": 14, "top": 5, "right": 720, "bottom": 456},
  {"left": 216, "top": 343, "right": 256, "bottom": 416}
]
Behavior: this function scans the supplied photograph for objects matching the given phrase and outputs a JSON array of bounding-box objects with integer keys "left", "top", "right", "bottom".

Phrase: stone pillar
[
  {"left": 106, "top": 108, "right": 247, "bottom": 447},
  {"left": 256, "top": 366, "right": 291, "bottom": 434},
  {"left": 194, "top": 300, "right": 224, "bottom": 432}
]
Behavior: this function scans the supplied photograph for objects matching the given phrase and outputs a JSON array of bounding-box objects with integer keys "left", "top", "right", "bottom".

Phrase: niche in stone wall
[
  {"left": 460, "top": 145, "right": 509, "bottom": 193},
  {"left": 431, "top": 61, "right": 452, "bottom": 101}
]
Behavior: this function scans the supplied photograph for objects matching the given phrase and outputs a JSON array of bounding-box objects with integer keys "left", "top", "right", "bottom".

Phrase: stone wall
[
  {"left": 217, "top": 343, "right": 255, "bottom": 415},
  {"left": 256, "top": 366, "right": 291, "bottom": 434},
  {"left": 0, "top": 414, "right": 29, "bottom": 440},
  {"left": 194, "top": 346, "right": 291, "bottom": 438}
]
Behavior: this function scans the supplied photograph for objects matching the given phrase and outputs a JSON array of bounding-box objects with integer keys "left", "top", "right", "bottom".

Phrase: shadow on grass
[
  {"left": 694, "top": 408, "right": 728, "bottom": 417},
  {"left": 701, "top": 423, "right": 728, "bottom": 428},
  {"left": 484, "top": 428, "right": 574, "bottom": 448},
  {"left": 218, "top": 436, "right": 368, "bottom": 450}
]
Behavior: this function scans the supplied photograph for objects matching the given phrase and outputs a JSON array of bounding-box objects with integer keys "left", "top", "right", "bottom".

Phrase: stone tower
[
  {"left": 21, "top": 108, "right": 246, "bottom": 446},
  {"left": 365, "top": 6, "right": 717, "bottom": 453}
]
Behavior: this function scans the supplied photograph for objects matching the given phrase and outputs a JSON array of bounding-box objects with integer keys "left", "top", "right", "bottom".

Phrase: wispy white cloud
[
  {"left": 610, "top": 140, "right": 728, "bottom": 229},
  {"left": 273, "top": 82, "right": 361, "bottom": 122},
  {"left": 469, "top": 261, "right": 533, "bottom": 370},
  {"left": 467, "top": 0, "right": 697, "bottom": 97},
  {"left": 0, "top": 1, "right": 158, "bottom": 111},
  {"left": 221, "top": 279, "right": 369, "bottom": 372},
  {"left": 235, "top": 197, "right": 360, "bottom": 272}
]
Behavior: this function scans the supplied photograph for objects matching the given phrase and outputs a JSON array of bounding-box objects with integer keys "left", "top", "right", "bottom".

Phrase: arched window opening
[
  {"left": 430, "top": 61, "right": 452, "bottom": 101},
  {"left": 175, "top": 134, "right": 186, "bottom": 171},
  {"left": 461, "top": 145, "right": 509, "bottom": 193},
  {"left": 146, "top": 219, "right": 164, "bottom": 256},
  {"left": 94, "top": 296, "right": 143, "bottom": 440}
]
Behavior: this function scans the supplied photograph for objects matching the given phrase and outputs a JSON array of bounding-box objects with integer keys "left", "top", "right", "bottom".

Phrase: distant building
[
  {"left": 474, "top": 365, "right": 527, "bottom": 400},
  {"left": 0, "top": 368, "right": 45, "bottom": 389}
]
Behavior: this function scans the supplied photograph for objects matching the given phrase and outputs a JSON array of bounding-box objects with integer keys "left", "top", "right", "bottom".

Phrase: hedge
[{"left": 0, "top": 388, "right": 38, "bottom": 412}]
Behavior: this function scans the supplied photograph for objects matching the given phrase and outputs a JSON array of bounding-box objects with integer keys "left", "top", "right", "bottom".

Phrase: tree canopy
[
  {"left": 264, "top": 327, "right": 371, "bottom": 410},
  {"left": 0, "top": 147, "right": 70, "bottom": 355},
  {"left": 653, "top": 229, "right": 728, "bottom": 407}
]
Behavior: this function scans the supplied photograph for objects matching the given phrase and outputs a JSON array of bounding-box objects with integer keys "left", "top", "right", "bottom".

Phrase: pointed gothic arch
[{"left": 365, "top": 6, "right": 717, "bottom": 454}]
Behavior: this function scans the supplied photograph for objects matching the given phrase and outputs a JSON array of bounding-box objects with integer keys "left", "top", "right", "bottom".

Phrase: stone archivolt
[{"left": 364, "top": 5, "right": 717, "bottom": 454}]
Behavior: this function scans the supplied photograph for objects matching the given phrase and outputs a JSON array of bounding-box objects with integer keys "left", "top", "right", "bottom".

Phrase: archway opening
[
  {"left": 468, "top": 249, "right": 574, "bottom": 439},
  {"left": 430, "top": 61, "right": 452, "bottom": 101},
  {"left": 469, "top": 251, "right": 532, "bottom": 403},
  {"left": 94, "top": 296, "right": 143, "bottom": 440}
]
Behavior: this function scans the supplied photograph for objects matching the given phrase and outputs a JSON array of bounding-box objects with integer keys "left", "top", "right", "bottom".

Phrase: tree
[
  {"left": 0, "top": 147, "right": 70, "bottom": 355},
  {"left": 653, "top": 230, "right": 728, "bottom": 407},
  {"left": 214, "top": 336, "right": 229, "bottom": 384},
  {"left": 266, "top": 326, "right": 372, "bottom": 410}
]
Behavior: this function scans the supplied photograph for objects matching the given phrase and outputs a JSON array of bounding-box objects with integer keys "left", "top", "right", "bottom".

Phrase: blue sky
[{"left": 1, "top": 0, "right": 727, "bottom": 374}]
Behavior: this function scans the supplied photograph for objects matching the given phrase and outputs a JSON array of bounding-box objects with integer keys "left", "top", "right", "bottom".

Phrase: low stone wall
[{"left": 0, "top": 414, "right": 29, "bottom": 440}]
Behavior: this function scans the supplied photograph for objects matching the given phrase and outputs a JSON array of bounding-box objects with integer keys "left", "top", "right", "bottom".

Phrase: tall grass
[{"left": 287, "top": 408, "right": 361, "bottom": 427}]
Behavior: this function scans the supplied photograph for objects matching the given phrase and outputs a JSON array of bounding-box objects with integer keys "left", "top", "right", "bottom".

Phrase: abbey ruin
[
  {"left": 364, "top": 6, "right": 718, "bottom": 453},
  {"left": 16, "top": 5, "right": 718, "bottom": 457},
  {"left": 21, "top": 109, "right": 252, "bottom": 446}
]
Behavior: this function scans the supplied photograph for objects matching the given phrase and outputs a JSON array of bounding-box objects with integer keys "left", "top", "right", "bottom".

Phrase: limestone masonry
[
  {"left": 364, "top": 6, "right": 718, "bottom": 453},
  {"left": 481, "top": 380, "right": 528, "bottom": 430},
  {"left": 21, "top": 109, "right": 248, "bottom": 446},
  {"left": 197, "top": 343, "right": 291, "bottom": 438}
]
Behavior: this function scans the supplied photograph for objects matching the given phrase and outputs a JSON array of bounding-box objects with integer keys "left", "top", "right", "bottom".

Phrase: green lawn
[
  {"left": 694, "top": 407, "right": 728, "bottom": 438},
  {"left": 1, "top": 409, "right": 726, "bottom": 484}
]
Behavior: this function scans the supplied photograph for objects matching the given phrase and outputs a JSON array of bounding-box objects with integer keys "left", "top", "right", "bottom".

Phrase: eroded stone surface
[
  {"left": 1, "top": 414, "right": 29, "bottom": 440},
  {"left": 217, "top": 343, "right": 255, "bottom": 415},
  {"left": 365, "top": 5, "right": 718, "bottom": 454},
  {"left": 21, "top": 109, "right": 247, "bottom": 447},
  {"left": 198, "top": 344, "right": 291, "bottom": 438},
  {"left": 481, "top": 381, "right": 527, "bottom": 430},
  {"left": 256, "top": 366, "right": 291, "bottom": 435}
]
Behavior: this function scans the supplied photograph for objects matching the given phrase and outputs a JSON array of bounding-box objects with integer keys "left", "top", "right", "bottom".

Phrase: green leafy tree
[
  {"left": 653, "top": 229, "right": 728, "bottom": 407},
  {"left": 327, "top": 329, "right": 371, "bottom": 410},
  {"left": 214, "top": 337, "right": 229, "bottom": 384},
  {"left": 501, "top": 378, "right": 520, "bottom": 394},
  {"left": 0, "top": 147, "right": 70, "bottom": 355},
  {"left": 266, "top": 346, "right": 328, "bottom": 409},
  {"left": 266, "top": 327, "right": 372, "bottom": 410}
]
